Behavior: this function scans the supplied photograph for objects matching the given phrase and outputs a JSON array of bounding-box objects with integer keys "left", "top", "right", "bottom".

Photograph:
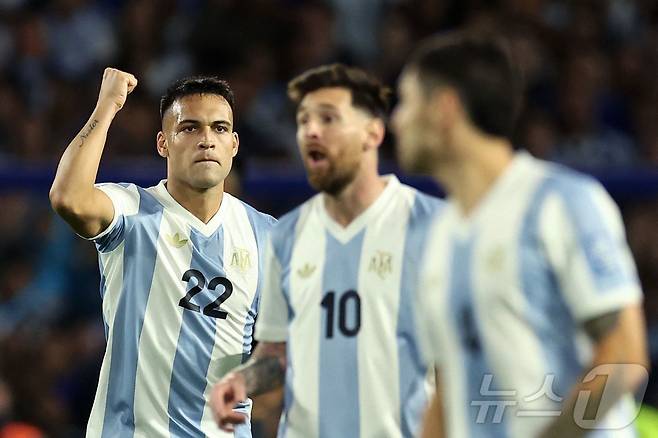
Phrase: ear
[
  {"left": 429, "top": 87, "right": 463, "bottom": 130},
  {"left": 156, "top": 131, "right": 168, "bottom": 158},
  {"left": 364, "top": 118, "right": 386, "bottom": 151},
  {"left": 231, "top": 131, "right": 240, "bottom": 157}
]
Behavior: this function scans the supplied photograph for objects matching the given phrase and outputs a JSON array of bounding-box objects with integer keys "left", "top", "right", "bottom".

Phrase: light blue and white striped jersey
[
  {"left": 417, "top": 152, "right": 643, "bottom": 438},
  {"left": 86, "top": 180, "right": 275, "bottom": 438},
  {"left": 255, "top": 175, "right": 444, "bottom": 438}
]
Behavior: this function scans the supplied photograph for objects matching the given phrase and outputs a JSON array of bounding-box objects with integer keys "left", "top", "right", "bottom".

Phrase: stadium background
[{"left": 0, "top": 0, "right": 656, "bottom": 436}]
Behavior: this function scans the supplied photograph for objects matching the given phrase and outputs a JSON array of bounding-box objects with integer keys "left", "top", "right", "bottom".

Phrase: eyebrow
[{"left": 177, "top": 119, "right": 232, "bottom": 126}]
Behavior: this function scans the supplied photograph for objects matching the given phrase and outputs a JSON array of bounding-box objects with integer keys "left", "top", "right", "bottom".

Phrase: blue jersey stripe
[
  {"left": 242, "top": 204, "right": 276, "bottom": 357},
  {"left": 520, "top": 179, "right": 583, "bottom": 399},
  {"left": 96, "top": 214, "right": 126, "bottom": 253},
  {"left": 167, "top": 227, "right": 234, "bottom": 437},
  {"left": 98, "top": 257, "right": 109, "bottom": 340},
  {"left": 101, "top": 188, "right": 163, "bottom": 438},
  {"left": 547, "top": 171, "right": 631, "bottom": 292},
  {"left": 318, "top": 230, "right": 364, "bottom": 438},
  {"left": 448, "top": 236, "right": 507, "bottom": 438},
  {"left": 397, "top": 192, "right": 442, "bottom": 437}
]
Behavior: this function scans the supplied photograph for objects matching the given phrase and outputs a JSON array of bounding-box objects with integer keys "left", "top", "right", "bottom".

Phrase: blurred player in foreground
[
  {"left": 393, "top": 32, "right": 649, "bottom": 437},
  {"left": 211, "top": 64, "right": 444, "bottom": 437},
  {"left": 50, "top": 68, "right": 275, "bottom": 437}
]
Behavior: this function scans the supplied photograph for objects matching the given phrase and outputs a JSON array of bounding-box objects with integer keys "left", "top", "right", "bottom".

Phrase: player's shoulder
[
  {"left": 397, "top": 179, "right": 447, "bottom": 220},
  {"left": 523, "top": 157, "right": 619, "bottom": 229},
  {"left": 540, "top": 160, "right": 601, "bottom": 192},
  {"left": 271, "top": 202, "right": 306, "bottom": 237},
  {"left": 268, "top": 196, "right": 319, "bottom": 252},
  {"left": 225, "top": 192, "right": 277, "bottom": 230},
  {"left": 96, "top": 181, "right": 140, "bottom": 197},
  {"left": 96, "top": 182, "right": 145, "bottom": 215}
]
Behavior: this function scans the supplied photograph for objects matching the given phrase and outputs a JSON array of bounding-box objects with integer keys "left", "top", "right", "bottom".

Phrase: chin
[
  {"left": 308, "top": 172, "right": 354, "bottom": 196},
  {"left": 190, "top": 174, "right": 225, "bottom": 190}
]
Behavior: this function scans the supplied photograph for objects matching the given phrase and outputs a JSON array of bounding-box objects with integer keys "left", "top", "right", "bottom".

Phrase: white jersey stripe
[
  {"left": 286, "top": 204, "right": 323, "bottom": 438},
  {"left": 133, "top": 208, "right": 192, "bottom": 437}
]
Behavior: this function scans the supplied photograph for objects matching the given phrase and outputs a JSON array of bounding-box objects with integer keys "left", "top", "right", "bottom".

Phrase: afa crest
[
  {"left": 368, "top": 251, "right": 393, "bottom": 279},
  {"left": 230, "top": 247, "right": 252, "bottom": 272}
]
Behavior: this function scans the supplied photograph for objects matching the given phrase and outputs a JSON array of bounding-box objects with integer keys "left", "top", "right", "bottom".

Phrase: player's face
[
  {"left": 296, "top": 87, "right": 371, "bottom": 195},
  {"left": 159, "top": 94, "right": 238, "bottom": 190},
  {"left": 392, "top": 71, "right": 441, "bottom": 174}
]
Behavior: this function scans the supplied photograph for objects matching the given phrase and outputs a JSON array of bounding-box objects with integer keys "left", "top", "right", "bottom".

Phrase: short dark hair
[
  {"left": 159, "top": 75, "right": 235, "bottom": 120},
  {"left": 287, "top": 63, "right": 391, "bottom": 119},
  {"left": 407, "top": 32, "right": 523, "bottom": 140}
]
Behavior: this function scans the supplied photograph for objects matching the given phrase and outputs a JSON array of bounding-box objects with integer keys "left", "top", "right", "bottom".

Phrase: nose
[
  {"left": 302, "top": 119, "right": 321, "bottom": 140},
  {"left": 198, "top": 126, "right": 215, "bottom": 149}
]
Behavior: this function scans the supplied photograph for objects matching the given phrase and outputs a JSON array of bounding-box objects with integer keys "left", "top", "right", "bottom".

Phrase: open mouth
[{"left": 308, "top": 150, "right": 326, "bottom": 163}]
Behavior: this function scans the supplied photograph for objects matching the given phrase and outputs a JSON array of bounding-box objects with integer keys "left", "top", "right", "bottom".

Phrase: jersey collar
[
  {"left": 151, "top": 180, "right": 228, "bottom": 237},
  {"left": 315, "top": 174, "right": 400, "bottom": 244}
]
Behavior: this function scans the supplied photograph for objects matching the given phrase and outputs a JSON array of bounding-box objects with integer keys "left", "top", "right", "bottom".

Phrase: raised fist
[{"left": 97, "top": 68, "right": 138, "bottom": 114}]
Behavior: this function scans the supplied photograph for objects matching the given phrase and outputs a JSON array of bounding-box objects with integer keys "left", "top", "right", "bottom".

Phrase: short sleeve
[
  {"left": 254, "top": 238, "right": 290, "bottom": 342},
  {"left": 85, "top": 183, "right": 140, "bottom": 253},
  {"left": 540, "top": 179, "right": 642, "bottom": 322}
]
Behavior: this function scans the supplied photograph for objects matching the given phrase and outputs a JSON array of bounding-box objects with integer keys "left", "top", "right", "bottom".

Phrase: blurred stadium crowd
[{"left": 0, "top": 0, "right": 657, "bottom": 436}]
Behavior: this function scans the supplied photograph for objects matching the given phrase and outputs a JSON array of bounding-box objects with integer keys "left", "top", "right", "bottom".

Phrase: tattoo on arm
[
  {"left": 239, "top": 356, "right": 286, "bottom": 396},
  {"left": 584, "top": 310, "right": 621, "bottom": 342},
  {"left": 79, "top": 119, "right": 99, "bottom": 147},
  {"left": 233, "top": 342, "right": 286, "bottom": 397}
]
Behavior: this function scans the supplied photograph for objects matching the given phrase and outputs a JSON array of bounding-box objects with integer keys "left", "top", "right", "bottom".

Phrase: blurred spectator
[
  {"left": 45, "top": 0, "right": 117, "bottom": 80},
  {"left": 551, "top": 47, "right": 639, "bottom": 168}
]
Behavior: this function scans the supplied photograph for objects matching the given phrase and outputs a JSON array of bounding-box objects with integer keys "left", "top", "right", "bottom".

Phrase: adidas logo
[
  {"left": 166, "top": 232, "right": 188, "bottom": 248},
  {"left": 297, "top": 263, "right": 316, "bottom": 278}
]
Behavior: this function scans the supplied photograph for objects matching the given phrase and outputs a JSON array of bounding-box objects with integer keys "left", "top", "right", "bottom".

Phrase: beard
[{"left": 305, "top": 156, "right": 360, "bottom": 196}]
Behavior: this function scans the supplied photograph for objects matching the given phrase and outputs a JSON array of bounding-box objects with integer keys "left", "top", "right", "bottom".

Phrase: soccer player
[
  {"left": 49, "top": 68, "right": 275, "bottom": 437},
  {"left": 210, "top": 64, "right": 444, "bottom": 437},
  {"left": 392, "top": 33, "right": 649, "bottom": 437}
]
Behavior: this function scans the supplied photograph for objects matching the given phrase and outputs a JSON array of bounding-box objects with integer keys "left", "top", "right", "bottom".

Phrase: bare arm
[
  {"left": 422, "top": 370, "right": 445, "bottom": 438},
  {"left": 251, "top": 388, "right": 284, "bottom": 438},
  {"left": 49, "top": 68, "right": 138, "bottom": 238},
  {"left": 539, "top": 304, "right": 649, "bottom": 437},
  {"left": 210, "top": 341, "right": 286, "bottom": 432}
]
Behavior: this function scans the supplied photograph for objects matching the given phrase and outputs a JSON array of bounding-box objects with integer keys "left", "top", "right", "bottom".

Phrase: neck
[
  {"left": 165, "top": 178, "right": 224, "bottom": 223},
  {"left": 323, "top": 164, "right": 386, "bottom": 227},
  {"left": 434, "top": 133, "right": 514, "bottom": 216}
]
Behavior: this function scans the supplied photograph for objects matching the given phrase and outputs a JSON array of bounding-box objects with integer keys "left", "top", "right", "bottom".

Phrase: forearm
[
  {"left": 232, "top": 342, "right": 286, "bottom": 397},
  {"left": 234, "top": 357, "right": 285, "bottom": 396},
  {"left": 422, "top": 392, "right": 444, "bottom": 438},
  {"left": 422, "top": 370, "right": 445, "bottom": 438},
  {"left": 540, "top": 306, "right": 648, "bottom": 437},
  {"left": 50, "top": 104, "right": 115, "bottom": 206}
]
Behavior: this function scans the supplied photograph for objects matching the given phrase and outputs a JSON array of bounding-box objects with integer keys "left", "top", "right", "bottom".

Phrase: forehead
[
  {"left": 298, "top": 87, "right": 353, "bottom": 112},
  {"left": 166, "top": 93, "right": 233, "bottom": 123}
]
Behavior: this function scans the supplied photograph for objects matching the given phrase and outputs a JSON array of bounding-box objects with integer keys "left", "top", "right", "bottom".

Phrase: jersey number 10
[{"left": 321, "top": 290, "right": 361, "bottom": 338}]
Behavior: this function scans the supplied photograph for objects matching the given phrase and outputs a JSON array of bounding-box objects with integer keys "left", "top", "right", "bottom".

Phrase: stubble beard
[{"left": 306, "top": 159, "right": 360, "bottom": 196}]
